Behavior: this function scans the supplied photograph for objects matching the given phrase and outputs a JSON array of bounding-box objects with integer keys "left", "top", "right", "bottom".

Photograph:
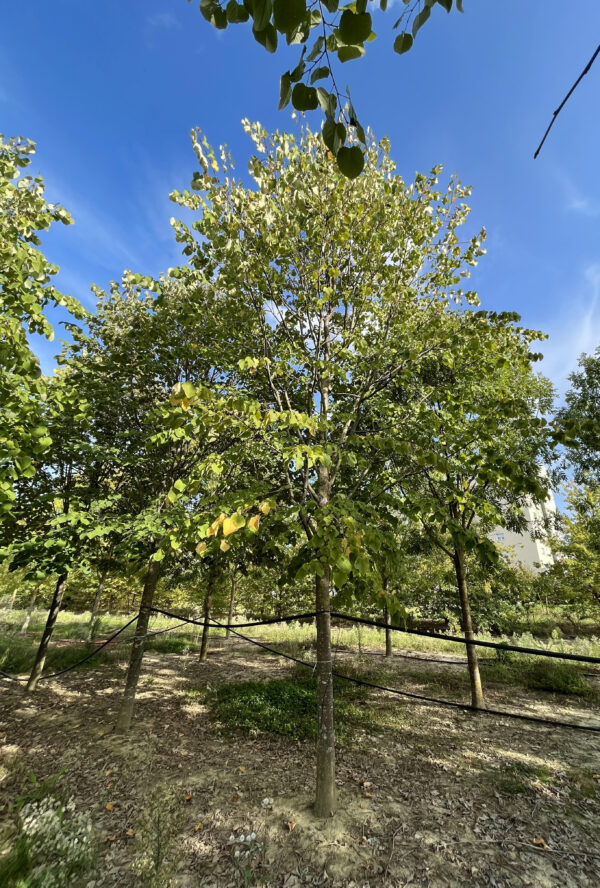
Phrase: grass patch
[
  {"left": 483, "top": 655, "right": 597, "bottom": 699},
  {"left": 0, "top": 635, "right": 126, "bottom": 677},
  {"left": 197, "top": 676, "right": 378, "bottom": 742},
  {"left": 491, "top": 761, "right": 554, "bottom": 796}
]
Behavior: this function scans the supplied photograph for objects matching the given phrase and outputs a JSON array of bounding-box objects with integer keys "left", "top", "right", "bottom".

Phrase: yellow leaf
[
  {"left": 248, "top": 515, "right": 260, "bottom": 533},
  {"left": 259, "top": 501, "right": 271, "bottom": 515},
  {"left": 223, "top": 513, "right": 245, "bottom": 536},
  {"left": 220, "top": 540, "right": 230, "bottom": 552},
  {"left": 195, "top": 542, "right": 207, "bottom": 554},
  {"left": 105, "top": 802, "right": 114, "bottom": 812}
]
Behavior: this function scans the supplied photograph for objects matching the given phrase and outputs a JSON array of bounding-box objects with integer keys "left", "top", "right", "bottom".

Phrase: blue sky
[{"left": 3, "top": 0, "right": 600, "bottom": 398}]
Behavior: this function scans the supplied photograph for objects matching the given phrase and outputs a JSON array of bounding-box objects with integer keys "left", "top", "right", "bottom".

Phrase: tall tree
[{"left": 171, "top": 121, "right": 485, "bottom": 814}]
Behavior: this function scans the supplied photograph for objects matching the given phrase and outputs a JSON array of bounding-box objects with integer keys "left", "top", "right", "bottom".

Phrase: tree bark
[
  {"left": 87, "top": 569, "right": 108, "bottom": 642},
  {"left": 226, "top": 573, "right": 236, "bottom": 639},
  {"left": 115, "top": 555, "right": 162, "bottom": 733},
  {"left": 199, "top": 561, "right": 217, "bottom": 661},
  {"left": 26, "top": 574, "right": 68, "bottom": 692},
  {"left": 453, "top": 544, "right": 485, "bottom": 709},
  {"left": 6, "top": 589, "right": 18, "bottom": 610},
  {"left": 315, "top": 564, "right": 336, "bottom": 817},
  {"left": 384, "top": 604, "right": 393, "bottom": 658},
  {"left": 20, "top": 583, "right": 41, "bottom": 636}
]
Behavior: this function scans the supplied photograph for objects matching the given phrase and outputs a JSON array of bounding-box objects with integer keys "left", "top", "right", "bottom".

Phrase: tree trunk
[
  {"left": 384, "top": 604, "right": 392, "bottom": 658},
  {"left": 453, "top": 545, "right": 485, "bottom": 709},
  {"left": 26, "top": 574, "right": 68, "bottom": 692},
  {"left": 6, "top": 589, "right": 18, "bottom": 610},
  {"left": 226, "top": 573, "right": 236, "bottom": 639},
  {"left": 20, "top": 583, "right": 41, "bottom": 636},
  {"left": 115, "top": 555, "right": 162, "bottom": 733},
  {"left": 315, "top": 564, "right": 336, "bottom": 817},
  {"left": 199, "top": 589, "right": 212, "bottom": 661},
  {"left": 87, "top": 569, "right": 107, "bottom": 642},
  {"left": 199, "top": 561, "right": 217, "bottom": 661}
]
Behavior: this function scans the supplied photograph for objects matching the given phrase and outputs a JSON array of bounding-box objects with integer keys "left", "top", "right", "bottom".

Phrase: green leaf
[
  {"left": 322, "top": 120, "right": 346, "bottom": 155},
  {"left": 226, "top": 0, "right": 250, "bottom": 22},
  {"left": 291, "top": 83, "right": 318, "bottom": 111},
  {"left": 152, "top": 550, "right": 165, "bottom": 562},
  {"left": 273, "top": 0, "right": 306, "bottom": 34},
  {"left": 200, "top": 0, "right": 228, "bottom": 29},
  {"left": 306, "top": 35, "right": 324, "bottom": 61},
  {"left": 251, "top": 0, "right": 272, "bottom": 31},
  {"left": 336, "top": 145, "right": 364, "bottom": 179},
  {"left": 436, "top": 0, "right": 452, "bottom": 11},
  {"left": 253, "top": 23, "right": 278, "bottom": 51},
  {"left": 333, "top": 569, "right": 348, "bottom": 589},
  {"left": 337, "top": 45, "right": 365, "bottom": 63},
  {"left": 310, "top": 66, "right": 330, "bottom": 84},
  {"left": 338, "top": 11, "right": 372, "bottom": 45},
  {"left": 412, "top": 5, "right": 430, "bottom": 37},
  {"left": 182, "top": 381, "right": 195, "bottom": 399},
  {"left": 393, "top": 32, "right": 413, "bottom": 54},
  {"left": 279, "top": 72, "right": 292, "bottom": 109},
  {"left": 316, "top": 87, "right": 337, "bottom": 116}
]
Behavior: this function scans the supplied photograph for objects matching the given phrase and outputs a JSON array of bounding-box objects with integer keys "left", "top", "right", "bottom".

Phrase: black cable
[
  {"left": 0, "top": 667, "right": 25, "bottom": 683},
  {"left": 39, "top": 614, "right": 140, "bottom": 680},
  {"left": 330, "top": 611, "right": 600, "bottom": 665},
  {"left": 152, "top": 609, "right": 600, "bottom": 735}
]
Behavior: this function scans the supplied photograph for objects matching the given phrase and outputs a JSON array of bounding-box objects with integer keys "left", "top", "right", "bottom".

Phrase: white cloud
[
  {"left": 539, "top": 263, "right": 600, "bottom": 397},
  {"left": 552, "top": 167, "right": 600, "bottom": 218},
  {"left": 147, "top": 12, "right": 182, "bottom": 30}
]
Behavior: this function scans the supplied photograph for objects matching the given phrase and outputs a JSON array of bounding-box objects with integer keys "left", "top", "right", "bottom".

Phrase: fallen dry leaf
[
  {"left": 104, "top": 835, "right": 116, "bottom": 843},
  {"left": 105, "top": 802, "right": 114, "bottom": 812},
  {"left": 232, "top": 794, "right": 240, "bottom": 803},
  {"left": 194, "top": 823, "right": 203, "bottom": 832},
  {"left": 285, "top": 820, "right": 296, "bottom": 832},
  {"left": 126, "top": 829, "right": 135, "bottom": 837},
  {"left": 184, "top": 793, "right": 192, "bottom": 802},
  {"left": 533, "top": 837, "right": 549, "bottom": 850}
]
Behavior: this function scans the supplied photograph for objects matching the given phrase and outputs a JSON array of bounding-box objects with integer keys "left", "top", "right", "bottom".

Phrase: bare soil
[{"left": 1, "top": 638, "right": 600, "bottom": 887}]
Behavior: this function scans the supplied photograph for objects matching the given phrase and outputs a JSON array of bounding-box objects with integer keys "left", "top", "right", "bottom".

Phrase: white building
[{"left": 489, "top": 482, "right": 557, "bottom": 573}]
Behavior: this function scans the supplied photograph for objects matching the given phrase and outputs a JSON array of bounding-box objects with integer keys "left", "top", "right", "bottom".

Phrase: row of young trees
[{"left": 0, "top": 121, "right": 571, "bottom": 815}]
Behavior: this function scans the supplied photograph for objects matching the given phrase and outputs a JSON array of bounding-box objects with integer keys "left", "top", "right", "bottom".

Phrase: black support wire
[
  {"left": 329, "top": 611, "right": 600, "bottom": 665},
  {"left": 149, "top": 607, "right": 600, "bottom": 734},
  {"left": 0, "top": 614, "right": 140, "bottom": 684}
]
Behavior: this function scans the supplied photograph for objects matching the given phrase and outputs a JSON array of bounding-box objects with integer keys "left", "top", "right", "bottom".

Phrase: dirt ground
[{"left": 1, "top": 638, "right": 600, "bottom": 888}]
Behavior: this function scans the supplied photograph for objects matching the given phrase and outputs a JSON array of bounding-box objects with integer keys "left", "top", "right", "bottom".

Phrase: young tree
[
  {"left": 1, "top": 367, "right": 110, "bottom": 691},
  {"left": 171, "top": 121, "right": 485, "bottom": 814},
  {"left": 558, "top": 346, "right": 600, "bottom": 484},
  {"left": 393, "top": 310, "right": 555, "bottom": 707},
  {"left": 0, "top": 135, "right": 82, "bottom": 514}
]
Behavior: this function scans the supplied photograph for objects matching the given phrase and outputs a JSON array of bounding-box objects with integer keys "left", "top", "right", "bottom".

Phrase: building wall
[{"left": 488, "top": 488, "right": 557, "bottom": 572}]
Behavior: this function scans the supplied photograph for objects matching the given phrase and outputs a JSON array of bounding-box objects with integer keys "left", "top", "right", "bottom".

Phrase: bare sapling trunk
[
  {"left": 384, "top": 604, "right": 393, "bottom": 658},
  {"left": 115, "top": 555, "right": 162, "bottom": 733},
  {"left": 315, "top": 564, "right": 336, "bottom": 817},
  {"left": 26, "top": 574, "right": 68, "bottom": 692},
  {"left": 7, "top": 589, "right": 18, "bottom": 610},
  {"left": 87, "top": 569, "right": 108, "bottom": 642},
  {"left": 199, "top": 561, "right": 217, "bottom": 661},
  {"left": 199, "top": 590, "right": 212, "bottom": 661},
  {"left": 226, "top": 573, "right": 236, "bottom": 639},
  {"left": 20, "top": 583, "right": 41, "bottom": 636},
  {"left": 453, "top": 544, "right": 485, "bottom": 709}
]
